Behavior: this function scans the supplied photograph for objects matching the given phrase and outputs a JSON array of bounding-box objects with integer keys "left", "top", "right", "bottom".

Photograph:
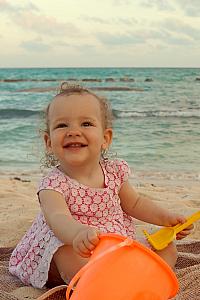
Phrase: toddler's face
[{"left": 44, "top": 93, "right": 112, "bottom": 170}]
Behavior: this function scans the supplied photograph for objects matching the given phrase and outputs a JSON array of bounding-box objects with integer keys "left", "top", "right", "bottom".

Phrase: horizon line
[{"left": 1, "top": 66, "right": 200, "bottom": 69}]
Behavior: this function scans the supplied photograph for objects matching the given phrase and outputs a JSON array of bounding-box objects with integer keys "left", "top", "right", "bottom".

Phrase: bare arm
[
  {"left": 39, "top": 189, "right": 85, "bottom": 244},
  {"left": 119, "top": 181, "right": 186, "bottom": 226},
  {"left": 39, "top": 190, "right": 100, "bottom": 257}
]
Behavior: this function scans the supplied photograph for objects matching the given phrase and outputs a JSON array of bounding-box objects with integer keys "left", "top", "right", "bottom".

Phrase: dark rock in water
[
  {"left": 82, "top": 78, "right": 102, "bottom": 82},
  {"left": 195, "top": 77, "right": 200, "bottom": 81},
  {"left": 0, "top": 78, "right": 65, "bottom": 82},
  {"left": 1, "top": 79, "right": 29, "bottom": 82},
  {"left": 145, "top": 78, "right": 153, "bottom": 82},
  {"left": 120, "top": 77, "right": 135, "bottom": 82},
  {"left": 40, "top": 79, "right": 58, "bottom": 82},
  {"left": 105, "top": 78, "right": 115, "bottom": 82}
]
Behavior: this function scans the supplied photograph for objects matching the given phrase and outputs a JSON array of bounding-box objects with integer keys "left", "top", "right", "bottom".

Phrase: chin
[{"left": 66, "top": 159, "right": 87, "bottom": 166}]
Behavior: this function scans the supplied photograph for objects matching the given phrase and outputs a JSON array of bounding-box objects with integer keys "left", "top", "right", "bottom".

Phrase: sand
[
  {"left": 0, "top": 171, "right": 199, "bottom": 300},
  {"left": 0, "top": 171, "right": 200, "bottom": 248}
]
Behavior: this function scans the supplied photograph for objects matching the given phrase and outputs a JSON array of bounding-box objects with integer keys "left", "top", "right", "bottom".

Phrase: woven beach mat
[
  {"left": 0, "top": 247, "right": 45, "bottom": 300},
  {"left": 1, "top": 240, "right": 200, "bottom": 300},
  {"left": 36, "top": 285, "right": 67, "bottom": 300},
  {"left": 171, "top": 240, "right": 200, "bottom": 300}
]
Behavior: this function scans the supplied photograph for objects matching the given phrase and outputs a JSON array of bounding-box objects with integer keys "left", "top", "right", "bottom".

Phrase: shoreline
[
  {"left": 0, "top": 170, "right": 199, "bottom": 248},
  {"left": 1, "top": 166, "right": 200, "bottom": 180}
]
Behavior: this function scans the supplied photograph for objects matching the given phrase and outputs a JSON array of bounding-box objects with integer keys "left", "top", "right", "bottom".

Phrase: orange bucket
[{"left": 66, "top": 233, "right": 179, "bottom": 300}]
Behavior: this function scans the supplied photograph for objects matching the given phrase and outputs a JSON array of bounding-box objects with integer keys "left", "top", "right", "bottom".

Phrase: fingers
[
  {"left": 77, "top": 231, "right": 99, "bottom": 256},
  {"left": 176, "top": 224, "right": 194, "bottom": 240},
  {"left": 87, "top": 228, "right": 100, "bottom": 246},
  {"left": 73, "top": 227, "right": 100, "bottom": 258},
  {"left": 166, "top": 214, "right": 186, "bottom": 227},
  {"left": 176, "top": 231, "right": 190, "bottom": 240},
  {"left": 75, "top": 241, "right": 92, "bottom": 258},
  {"left": 177, "top": 216, "right": 187, "bottom": 224},
  {"left": 168, "top": 214, "right": 195, "bottom": 240},
  {"left": 173, "top": 214, "right": 187, "bottom": 225},
  {"left": 185, "top": 224, "right": 194, "bottom": 230},
  {"left": 170, "top": 214, "right": 194, "bottom": 228}
]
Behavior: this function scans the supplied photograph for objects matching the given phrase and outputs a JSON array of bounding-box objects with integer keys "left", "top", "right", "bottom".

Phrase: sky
[{"left": 0, "top": 0, "right": 200, "bottom": 68}]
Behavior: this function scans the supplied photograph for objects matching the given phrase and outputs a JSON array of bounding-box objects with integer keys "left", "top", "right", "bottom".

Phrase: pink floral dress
[{"left": 9, "top": 159, "right": 136, "bottom": 288}]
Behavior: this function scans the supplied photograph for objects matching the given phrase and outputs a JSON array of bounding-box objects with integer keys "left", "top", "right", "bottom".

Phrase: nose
[{"left": 66, "top": 128, "right": 81, "bottom": 137}]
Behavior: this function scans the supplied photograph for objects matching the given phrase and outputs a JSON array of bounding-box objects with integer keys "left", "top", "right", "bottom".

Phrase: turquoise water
[{"left": 0, "top": 68, "right": 200, "bottom": 175}]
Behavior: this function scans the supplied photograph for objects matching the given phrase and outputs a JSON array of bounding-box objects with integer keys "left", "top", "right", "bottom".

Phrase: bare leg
[
  {"left": 155, "top": 242, "right": 178, "bottom": 269},
  {"left": 47, "top": 242, "right": 178, "bottom": 287},
  {"left": 47, "top": 245, "right": 89, "bottom": 286}
]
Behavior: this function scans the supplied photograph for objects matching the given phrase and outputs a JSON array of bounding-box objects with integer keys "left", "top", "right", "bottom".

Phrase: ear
[
  {"left": 103, "top": 128, "right": 113, "bottom": 149},
  {"left": 44, "top": 132, "right": 52, "bottom": 152}
]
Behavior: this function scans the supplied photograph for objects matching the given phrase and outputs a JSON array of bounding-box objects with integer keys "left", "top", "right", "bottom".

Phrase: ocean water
[{"left": 0, "top": 68, "right": 200, "bottom": 178}]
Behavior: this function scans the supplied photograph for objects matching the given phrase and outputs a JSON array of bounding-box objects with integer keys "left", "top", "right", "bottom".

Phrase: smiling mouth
[{"left": 63, "top": 143, "right": 87, "bottom": 148}]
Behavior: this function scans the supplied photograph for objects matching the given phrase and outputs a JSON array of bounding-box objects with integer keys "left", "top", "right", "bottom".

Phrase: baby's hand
[
  {"left": 176, "top": 223, "right": 194, "bottom": 240},
  {"left": 73, "top": 227, "right": 101, "bottom": 258},
  {"left": 167, "top": 213, "right": 194, "bottom": 240}
]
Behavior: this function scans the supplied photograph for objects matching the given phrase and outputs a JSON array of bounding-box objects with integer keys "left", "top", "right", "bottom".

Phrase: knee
[{"left": 53, "top": 245, "right": 89, "bottom": 283}]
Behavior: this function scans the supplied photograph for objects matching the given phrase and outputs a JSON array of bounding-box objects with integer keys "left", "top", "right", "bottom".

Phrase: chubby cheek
[
  {"left": 49, "top": 133, "right": 63, "bottom": 151},
  {"left": 89, "top": 132, "right": 104, "bottom": 146},
  {"left": 95, "top": 140, "right": 105, "bottom": 154}
]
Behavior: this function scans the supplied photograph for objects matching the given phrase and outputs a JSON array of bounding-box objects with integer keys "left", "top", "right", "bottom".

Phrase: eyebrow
[{"left": 51, "top": 116, "right": 98, "bottom": 124}]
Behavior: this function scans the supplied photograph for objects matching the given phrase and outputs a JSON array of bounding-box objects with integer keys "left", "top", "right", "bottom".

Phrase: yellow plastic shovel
[{"left": 143, "top": 210, "right": 200, "bottom": 250}]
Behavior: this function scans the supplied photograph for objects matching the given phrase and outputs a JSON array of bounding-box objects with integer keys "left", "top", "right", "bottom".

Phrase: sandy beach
[
  {"left": 0, "top": 171, "right": 199, "bottom": 300},
  {"left": 1, "top": 171, "right": 200, "bottom": 248}
]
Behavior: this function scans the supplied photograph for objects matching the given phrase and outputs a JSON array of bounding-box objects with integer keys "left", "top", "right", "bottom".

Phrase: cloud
[
  {"left": 0, "top": 0, "right": 39, "bottom": 13},
  {"left": 140, "top": 0, "right": 200, "bottom": 17},
  {"left": 13, "top": 12, "right": 81, "bottom": 37},
  {"left": 161, "top": 18, "right": 200, "bottom": 41},
  {"left": 96, "top": 31, "right": 145, "bottom": 46},
  {"left": 95, "top": 28, "right": 171, "bottom": 46},
  {"left": 139, "top": 0, "right": 174, "bottom": 11},
  {"left": 81, "top": 15, "right": 138, "bottom": 26},
  {"left": 81, "top": 16, "right": 111, "bottom": 25},
  {"left": 175, "top": 0, "right": 200, "bottom": 17},
  {"left": 115, "top": 17, "right": 138, "bottom": 26},
  {"left": 0, "top": 0, "right": 81, "bottom": 38},
  {"left": 72, "top": 44, "right": 97, "bottom": 54},
  {"left": 112, "top": 0, "right": 132, "bottom": 5},
  {"left": 20, "top": 38, "right": 51, "bottom": 52},
  {"left": 95, "top": 24, "right": 196, "bottom": 48},
  {"left": 164, "top": 35, "right": 192, "bottom": 45}
]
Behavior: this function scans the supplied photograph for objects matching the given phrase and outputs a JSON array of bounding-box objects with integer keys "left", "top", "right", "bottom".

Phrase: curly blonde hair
[{"left": 41, "top": 82, "right": 113, "bottom": 168}]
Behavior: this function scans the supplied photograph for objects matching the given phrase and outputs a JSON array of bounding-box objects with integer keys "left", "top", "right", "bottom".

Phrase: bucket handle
[{"left": 66, "top": 237, "right": 133, "bottom": 300}]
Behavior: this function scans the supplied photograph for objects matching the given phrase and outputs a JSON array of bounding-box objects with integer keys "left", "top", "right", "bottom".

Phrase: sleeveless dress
[{"left": 9, "top": 159, "right": 136, "bottom": 288}]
